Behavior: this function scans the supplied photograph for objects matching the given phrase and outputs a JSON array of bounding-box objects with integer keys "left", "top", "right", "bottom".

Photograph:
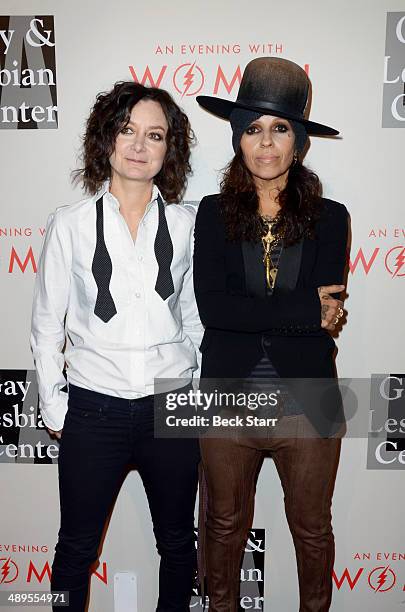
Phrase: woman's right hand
[
  {"left": 317, "top": 285, "right": 345, "bottom": 330},
  {"left": 47, "top": 428, "right": 62, "bottom": 439}
]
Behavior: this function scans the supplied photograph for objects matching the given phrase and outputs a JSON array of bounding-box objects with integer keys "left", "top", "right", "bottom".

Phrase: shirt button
[
  {"left": 138, "top": 255, "right": 143, "bottom": 262},
  {"left": 135, "top": 292, "right": 141, "bottom": 298}
]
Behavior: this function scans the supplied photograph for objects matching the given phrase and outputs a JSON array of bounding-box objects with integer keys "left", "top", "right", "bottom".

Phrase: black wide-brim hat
[{"left": 197, "top": 57, "right": 339, "bottom": 136}]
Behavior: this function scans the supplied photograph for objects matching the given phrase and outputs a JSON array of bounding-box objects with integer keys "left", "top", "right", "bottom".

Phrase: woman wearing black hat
[{"left": 194, "top": 57, "right": 349, "bottom": 611}]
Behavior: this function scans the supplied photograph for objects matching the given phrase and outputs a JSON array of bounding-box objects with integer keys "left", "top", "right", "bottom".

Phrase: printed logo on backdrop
[
  {"left": 0, "top": 370, "right": 59, "bottom": 463},
  {"left": 383, "top": 12, "right": 405, "bottom": 126},
  {"left": 127, "top": 41, "right": 310, "bottom": 101},
  {"left": 0, "top": 545, "right": 107, "bottom": 587},
  {"left": 333, "top": 551, "right": 405, "bottom": 596},
  {"left": 0, "top": 557, "right": 18, "bottom": 583},
  {"left": 191, "top": 529, "right": 265, "bottom": 610},
  {"left": 173, "top": 62, "right": 205, "bottom": 98},
  {"left": 367, "top": 374, "right": 405, "bottom": 470},
  {"left": 1, "top": 222, "right": 43, "bottom": 276},
  {"left": 130, "top": 62, "right": 247, "bottom": 98},
  {"left": 348, "top": 226, "right": 405, "bottom": 278},
  {"left": 0, "top": 16, "right": 57, "bottom": 129}
]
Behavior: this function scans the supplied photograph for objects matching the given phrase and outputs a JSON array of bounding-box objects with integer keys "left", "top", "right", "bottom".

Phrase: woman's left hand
[{"left": 318, "top": 285, "right": 345, "bottom": 330}]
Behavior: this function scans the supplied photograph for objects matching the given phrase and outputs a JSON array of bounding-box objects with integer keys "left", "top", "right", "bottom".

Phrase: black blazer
[{"left": 193, "top": 194, "right": 349, "bottom": 380}]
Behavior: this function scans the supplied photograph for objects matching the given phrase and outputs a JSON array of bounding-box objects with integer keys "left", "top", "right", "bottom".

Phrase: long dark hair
[
  {"left": 73, "top": 81, "right": 195, "bottom": 203},
  {"left": 219, "top": 147, "right": 323, "bottom": 245}
]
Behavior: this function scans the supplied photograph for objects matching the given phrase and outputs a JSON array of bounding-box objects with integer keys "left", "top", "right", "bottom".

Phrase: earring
[{"left": 292, "top": 151, "right": 298, "bottom": 166}]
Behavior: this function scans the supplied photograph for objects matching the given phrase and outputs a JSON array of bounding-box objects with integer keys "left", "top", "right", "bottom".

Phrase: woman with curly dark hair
[
  {"left": 31, "top": 81, "right": 203, "bottom": 611},
  {"left": 194, "top": 58, "right": 349, "bottom": 611}
]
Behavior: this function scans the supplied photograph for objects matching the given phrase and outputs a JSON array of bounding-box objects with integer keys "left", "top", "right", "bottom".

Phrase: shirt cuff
[{"left": 39, "top": 390, "right": 68, "bottom": 431}]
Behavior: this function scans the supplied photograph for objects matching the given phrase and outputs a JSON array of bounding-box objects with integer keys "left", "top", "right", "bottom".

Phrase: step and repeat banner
[{"left": 1, "top": 0, "right": 404, "bottom": 610}]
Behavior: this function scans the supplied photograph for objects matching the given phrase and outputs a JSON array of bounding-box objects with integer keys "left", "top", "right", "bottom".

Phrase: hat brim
[{"left": 196, "top": 95, "right": 339, "bottom": 136}]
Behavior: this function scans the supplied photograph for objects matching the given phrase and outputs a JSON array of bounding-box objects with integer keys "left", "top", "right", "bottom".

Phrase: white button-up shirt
[{"left": 31, "top": 184, "right": 203, "bottom": 431}]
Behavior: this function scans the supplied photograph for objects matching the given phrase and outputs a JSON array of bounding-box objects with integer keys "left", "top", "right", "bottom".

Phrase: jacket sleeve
[
  {"left": 311, "top": 199, "right": 349, "bottom": 293},
  {"left": 30, "top": 210, "right": 71, "bottom": 431},
  {"left": 193, "top": 196, "right": 322, "bottom": 333}
]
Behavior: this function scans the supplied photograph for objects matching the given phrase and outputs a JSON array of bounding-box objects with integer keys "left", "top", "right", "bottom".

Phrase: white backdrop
[{"left": 1, "top": 0, "right": 404, "bottom": 610}]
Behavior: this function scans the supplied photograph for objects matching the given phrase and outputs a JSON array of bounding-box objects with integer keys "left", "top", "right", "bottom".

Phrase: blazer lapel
[
  {"left": 242, "top": 241, "right": 266, "bottom": 298},
  {"left": 274, "top": 238, "right": 304, "bottom": 293}
]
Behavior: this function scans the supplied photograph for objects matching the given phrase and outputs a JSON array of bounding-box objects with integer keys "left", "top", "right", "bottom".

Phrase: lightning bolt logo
[
  {"left": 392, "top": 247, "right": 405, "bottom": 277},
  {"left": 173, "top": 62, "right": 204, "bottom": 97},
  {"left": 182, "top": 62, "right": 196, "bottom": 98},
  {"left": 368, "top": 565, "right": 396, "bottom": 593},
  {"left": 375, "top": 566, "right": 389, "bottom": 592},
  {"left": 0, "top": 557, "right": 11, "bottom": 584}
]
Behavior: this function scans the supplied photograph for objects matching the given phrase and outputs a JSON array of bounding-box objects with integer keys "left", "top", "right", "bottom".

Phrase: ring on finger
[
  {"left": 338, "top": 307, "right": 344, "bottom": 318},
  {"left": 334, "top": 316, "right": 339, "bottom": 325}
]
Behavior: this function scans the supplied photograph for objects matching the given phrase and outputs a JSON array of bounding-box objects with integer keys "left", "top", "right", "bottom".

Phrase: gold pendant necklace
[{"left": 261, "top": 216, "right": 281, "bottom": 290}]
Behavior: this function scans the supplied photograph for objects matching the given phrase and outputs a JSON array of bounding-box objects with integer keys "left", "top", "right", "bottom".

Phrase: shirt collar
[{"left": 97, "top": 181, "right": 163, "bottom": 213}]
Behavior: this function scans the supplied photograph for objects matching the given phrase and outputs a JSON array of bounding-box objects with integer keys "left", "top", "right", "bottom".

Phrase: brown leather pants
[{"left": 200, "top": 415, "right": 341, "bottom": 612}]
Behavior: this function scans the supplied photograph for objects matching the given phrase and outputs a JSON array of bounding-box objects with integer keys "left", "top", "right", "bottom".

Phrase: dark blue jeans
[{"left": 51, "top": 384, "right": 199, "bottom": 612}]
